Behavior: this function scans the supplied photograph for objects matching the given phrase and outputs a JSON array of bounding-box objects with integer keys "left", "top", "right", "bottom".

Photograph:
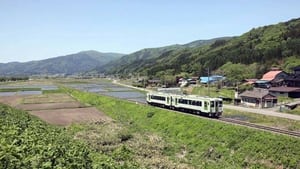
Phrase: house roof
[
  {"left": 269, "top": 87, "right": 300, "bottom": 93},
  {"left": 243, "top": 79, "right": 258, "bottom": 85},
  {"left": 261, "top": 70, "right": 283, "bottom": 81},
  {"left": 199, "top": 75, "right": 225, "bottom": 83},
  {"left": 239, "top": 88, "right": 276, "bottom": 99}
]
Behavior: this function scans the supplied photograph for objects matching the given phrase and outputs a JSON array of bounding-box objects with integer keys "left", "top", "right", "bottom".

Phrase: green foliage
[
  {"left": 283, "top": 56, "right": 300, "bottom": 73},
  {"left": 0, "top": 76, "right": 29, "bottom": 82},
  {"left": 0, "top": 104, "right": 93, "bottom": 168},
  {"left": 65, "top": 88, "right": 300, "bottom": 168},
  {"left": 101, "top": 38, "right": 225, "bottom": 75}
]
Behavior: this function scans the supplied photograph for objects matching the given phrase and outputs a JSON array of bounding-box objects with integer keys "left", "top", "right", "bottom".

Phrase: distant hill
[
  {"left": 0, "top": 50, "right": 124, "bottom": 76},
  {"left": 96, "top": 37, "right": 231, "bottom": 74},
  {"left": 104, "top": 18, "right": 300, "bottom": 78}
]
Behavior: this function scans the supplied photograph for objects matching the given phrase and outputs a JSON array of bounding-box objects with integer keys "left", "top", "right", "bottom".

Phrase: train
[{"left": 146, "top": 91, "right": 223, "bottom": 117}]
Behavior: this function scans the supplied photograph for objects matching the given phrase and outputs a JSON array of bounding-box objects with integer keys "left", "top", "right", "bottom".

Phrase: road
[
  {"left": 224, "top": 105, "right": 300, "bottom": 121},
  {"left": 114, "top": 80, "right": 300, "bottom": 121}
]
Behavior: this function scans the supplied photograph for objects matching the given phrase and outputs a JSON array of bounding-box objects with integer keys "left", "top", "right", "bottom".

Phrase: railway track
[
  {"left": 110, "top": 94, "right": 300, "bottom": 138},
  {"left": 218, "top": 117, "right": 300, "bottom": 138},
  {"left": 71, "top": 82, "right": 300, "bottom": 138}
]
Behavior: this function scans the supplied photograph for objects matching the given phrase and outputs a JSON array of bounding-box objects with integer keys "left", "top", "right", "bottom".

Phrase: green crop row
[
  {"left": 65, "top": 87, "right": 300, "bottom": 168},
  {"left": 0, "top": 88, "right": 41, "bottom": 92}
]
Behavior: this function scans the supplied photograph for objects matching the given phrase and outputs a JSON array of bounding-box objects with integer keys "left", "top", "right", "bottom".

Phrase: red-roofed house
[{"left": 260, "top": 69, "right": 288, "bottom": 87}]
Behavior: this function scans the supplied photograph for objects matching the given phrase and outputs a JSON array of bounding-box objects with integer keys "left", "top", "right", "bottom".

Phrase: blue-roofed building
[{"left": 199, "top": 75, "right": 225, "bottom": 84}]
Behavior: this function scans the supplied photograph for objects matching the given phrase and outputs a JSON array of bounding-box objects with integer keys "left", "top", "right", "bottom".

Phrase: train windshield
[{"left": 217, "top": 101, "right": 223, "bottom": 107}]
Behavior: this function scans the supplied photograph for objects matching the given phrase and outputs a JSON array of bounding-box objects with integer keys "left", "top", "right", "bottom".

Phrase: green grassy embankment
[
  {"left": 0, "top": 104, "right": 93, "bottom": 168},
  {"left": 65, "top": 87, "right": 300, "bottom": 168}
]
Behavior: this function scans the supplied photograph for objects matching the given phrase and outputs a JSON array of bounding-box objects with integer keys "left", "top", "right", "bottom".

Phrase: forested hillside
[
  {"left": 98, "top": 37, "right": 231, "bottom": 74},
  {"left": 107, "top": 18, "right": 300, "bottom": 79}
]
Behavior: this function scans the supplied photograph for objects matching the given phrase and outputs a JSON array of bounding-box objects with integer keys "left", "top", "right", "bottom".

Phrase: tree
[{"left": 218, "top": 62, "right": 256, "bottom": 86}]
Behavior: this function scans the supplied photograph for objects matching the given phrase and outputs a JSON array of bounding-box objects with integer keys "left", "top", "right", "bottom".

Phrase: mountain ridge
[
  {"left": 0, "top": 50, "right": 124, "bottom": 76},
  {"left": 96, "top": 37, "right": 232, "bottom": 74}
]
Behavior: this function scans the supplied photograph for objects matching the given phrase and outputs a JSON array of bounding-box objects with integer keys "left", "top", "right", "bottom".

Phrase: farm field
[{"left": 0, "top": 82, "right": 111, "bottom": 126}]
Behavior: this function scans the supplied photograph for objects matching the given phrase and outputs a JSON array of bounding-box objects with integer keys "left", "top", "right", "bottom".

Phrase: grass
[
  {"left": 42, "top": 88, "right": 64, "bottom": 94},
  {"left": 64, "top": 87, "right": 300, "bottom": 168},
  {"left": 223, "top": 108, "right": 300, "bottom": 131},
  {"left": 190, "top": 85, "right": 234, "bottom": 98},
  {"left": 285, "top": 106, "right": 300, "bottom": 116}
]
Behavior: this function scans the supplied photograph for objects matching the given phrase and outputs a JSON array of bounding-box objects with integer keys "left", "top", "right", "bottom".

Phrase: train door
[
  {"left": 167, "top": 96, "right": 170, "bottom": 105},
  {"left": 204, "top": 101, "right": 208, "bottom": 111},
  {"left": 215, "top": 101, "right": 218, "bottom": 113},
  {"left": 210, "top": 101, "right": 215, "bottom": 113}
]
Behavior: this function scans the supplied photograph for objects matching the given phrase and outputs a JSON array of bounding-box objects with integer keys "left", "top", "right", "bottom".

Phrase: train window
[
  {"left": 219, "top": 101, "right": 223, "bottom": 107},
  {"left": 184, "top": 99, "right": 188, "bottom": 104},
  {"left": 196, "top": 101, "right": 201, "bottom": 106},
  {"left": 210, "top": 101, "right": 214, "bottom": 107},
  {"left": 151, "top": 95, "right": 166, "bottom": 101}
]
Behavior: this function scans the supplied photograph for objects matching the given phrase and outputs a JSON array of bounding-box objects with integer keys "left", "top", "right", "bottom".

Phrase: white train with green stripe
[{"left": 146, "top": 91, "right": 223, "bottom": 117}]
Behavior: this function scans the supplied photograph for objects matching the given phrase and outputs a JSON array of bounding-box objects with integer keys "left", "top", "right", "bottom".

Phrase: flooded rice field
[
  {"left": 67, "top": 82, "right": 146, "bottom": 103},
  {"left": 0, "top": 85, "right": 58, "bottom": 90},
  {"left": 0, "top": 84, "right": 57, "bottom": 96}
]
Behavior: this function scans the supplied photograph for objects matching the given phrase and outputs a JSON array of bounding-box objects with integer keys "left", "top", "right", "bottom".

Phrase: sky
[{"left": 0, "top": 0, "right": 299, "bottom": 63}]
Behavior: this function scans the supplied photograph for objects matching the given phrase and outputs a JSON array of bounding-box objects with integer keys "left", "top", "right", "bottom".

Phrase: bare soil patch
[
  {"left": 1, "top": 93, "right": 112, "bottom": 126},
  {"left": 30, "top": 107, "right": 112, "bottom": 126},
  {"left": 23, "top": 93, "right": 75, "bottom": 104},
  {"left": 0, "top": 95, "right": 23, "bottom": 106},
  {"left": 16, "top": 102, "right": 84, "bottom": 111}
]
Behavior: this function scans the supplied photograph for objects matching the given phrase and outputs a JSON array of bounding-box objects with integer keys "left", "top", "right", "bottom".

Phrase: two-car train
[{"left": 146, "top": 91, "right": 223, "bottom": 117}]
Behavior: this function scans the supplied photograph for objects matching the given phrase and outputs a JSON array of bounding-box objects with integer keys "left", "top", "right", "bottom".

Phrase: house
[
  {"left": 187, "top": 77, "right": 199, "bottom": 84},
  {"left": 239, "top": 88, "right": 277, "bottom": 108},
  {"left": 284, "top": 66, "right": 300, "bottom": 87},
  {"left": 253, "top": 80, "right": 271, "bottom": 88},
  {"left": 147, "top": 79, "right": 161, "bottom": 87},
  {"left": 269, "top": 86, "right": 300, "bottom": 98},
  {"left": 260, "top": 68, "right": 289, "bottom": 87},
  {"left": 293, "top": 65, "right": 300, "bottom": 75},
  {"left": 242, "top": 79, "right": 258, "bottom": 85},
  {"left": 199, "top": 75, "right": 225, "bottom": 84}
]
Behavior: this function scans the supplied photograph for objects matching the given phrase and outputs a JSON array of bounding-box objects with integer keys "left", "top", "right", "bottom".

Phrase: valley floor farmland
[
  {"left": 1, "top": 79, "right": 300, "bottom": 168},
  {"left": 0, "top": 87, "right": 111, "bottom": 126}
]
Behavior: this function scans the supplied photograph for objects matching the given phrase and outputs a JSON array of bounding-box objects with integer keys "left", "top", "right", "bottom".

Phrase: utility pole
[{"left": 207, "top": 68, "right": 210, "bottom": 97}]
